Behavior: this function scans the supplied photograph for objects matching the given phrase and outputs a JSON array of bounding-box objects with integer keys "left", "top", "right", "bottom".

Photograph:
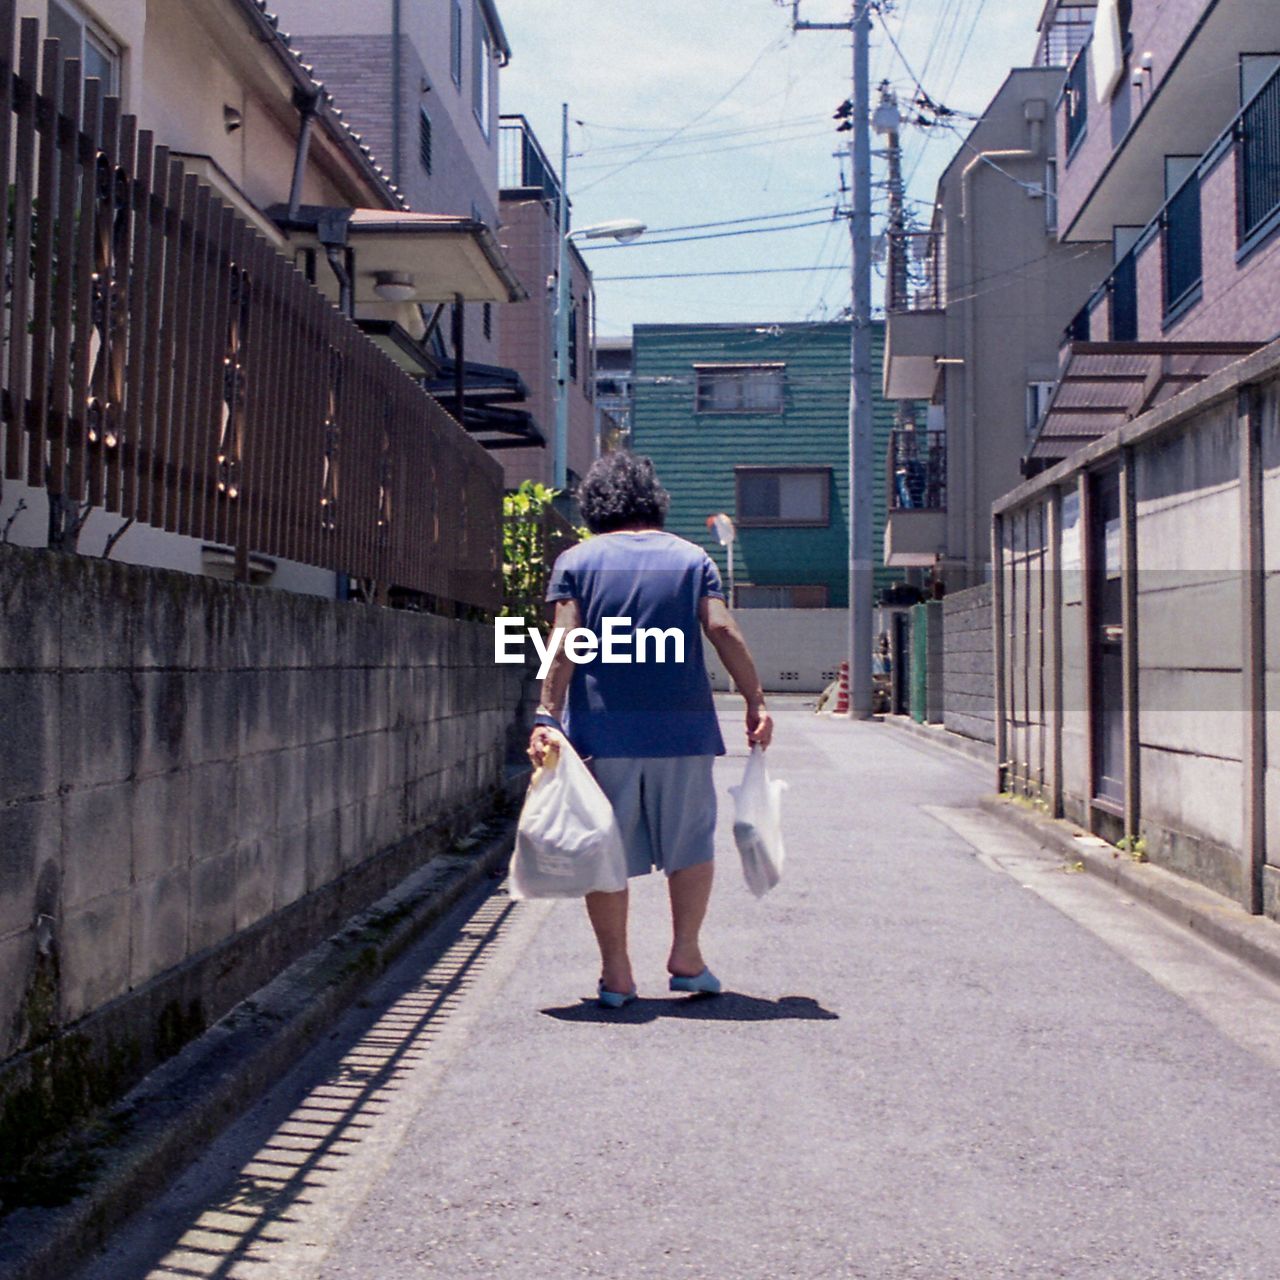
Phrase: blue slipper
[
  {"left": 597, "top": 979, "right": 638, "bottom": 1009},
  {"left": 668, "top": 967, "right": 722, "bottom": 996}
]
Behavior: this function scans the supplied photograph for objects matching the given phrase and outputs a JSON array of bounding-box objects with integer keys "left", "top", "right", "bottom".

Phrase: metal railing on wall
[
  {"left": 1240, "top": 64, "right": 1280, "bottom": 243},
  {"left": 887, "top": 428, "right": 946, "bottom": 511},
  {"left": 885, "top": 231, "right": 945, "bottom": 313},
  {"left": 0, "top": 8, "right": 502, "bottom": 612}
]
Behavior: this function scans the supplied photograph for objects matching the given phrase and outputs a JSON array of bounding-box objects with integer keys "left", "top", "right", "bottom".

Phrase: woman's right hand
[{"left": 528, "top": 725, "right": 558, "bottom": 767}]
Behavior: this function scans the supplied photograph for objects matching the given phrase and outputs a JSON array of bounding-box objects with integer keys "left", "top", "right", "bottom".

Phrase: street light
[{"left": 554, "top": 217, "right": 646, "bottom": 492}]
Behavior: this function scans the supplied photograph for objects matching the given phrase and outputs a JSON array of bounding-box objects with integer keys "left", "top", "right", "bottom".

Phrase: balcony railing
[
  {"left": 1035, "top": 7, "right": 1094, "bottom": 69},
  {"left": 499, "top": 114, "right": 563, "bottom": 219},
  {"left": 1240, "top": 64, "right": 1280, "bottom": 243},
  {"left": 1064, "top": 45, "right": 1089, "bottom": 157},
  {"left": 888, "top": 429, "right": 946, "bottom": 511},
  {"left": 886, "top": 231, "right": 945, "bottom": 313},
  {"left": 1162, "top": 172, "right": 1203, "bottom": 318}
]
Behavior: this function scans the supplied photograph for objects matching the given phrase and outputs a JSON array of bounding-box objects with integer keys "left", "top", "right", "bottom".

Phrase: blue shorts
[{"left": 589, "top": 755, "right": 718, "bottom": 879}]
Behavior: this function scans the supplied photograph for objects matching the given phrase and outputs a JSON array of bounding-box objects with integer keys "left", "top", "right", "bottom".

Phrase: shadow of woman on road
[{"left": 541, "top": 993, "right": 838, "bottom": 1025}]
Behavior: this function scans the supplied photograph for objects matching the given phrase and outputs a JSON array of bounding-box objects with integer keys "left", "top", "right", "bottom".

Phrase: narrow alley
[{"left": 74, "top": 701, "right": 1280, "bottom": 1280}]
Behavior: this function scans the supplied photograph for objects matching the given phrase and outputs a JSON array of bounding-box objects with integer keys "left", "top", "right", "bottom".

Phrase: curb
[
  {"left": 879, "top": 713, "right": 995, "bottom": 769},
  {"left": 979, "top": 794, "right": 1280, "bottom": 987},
  {"left": 0, "top": 809, "right": 521, "bottom": 1280}
]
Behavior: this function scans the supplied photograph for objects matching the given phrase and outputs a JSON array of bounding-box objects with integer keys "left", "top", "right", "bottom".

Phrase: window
[
  {"left": 482, "top": 302, "right": 492, "bottom": 340},
  {"left": 1027, "top": 382, "right": 1056, "bottom": 436},
  {"left": 472, "top": 2, "right": 492, "bottom": 135},
  {"left": 48, "top": 0, "right": 121, "bottom": 95},
  {"left": 1162, "top": 170, "right": 1202, "bottom": 320},
  {"left": 694, "top": 363, "right": 785, "bottom": 414},
  {"left": 1064, "top": 47, "right": 1088, "bottom": 158},
  {"left": 418, "top": 106, "right": 433, "bottom": 175},
  {"left": 735, "top": 466, "right": 830, "bottom": 528},
  {"left": 450, "top": 0, "right": 463, "bottom": 87},
  {"left": 734, "top": 584, "right": 829, "bottom": 609},
  {"left": 1109, "top": 249, "right": 1138, "bottom": 340},
  {"left": 568, "top": 302, "right": 578, "bottom": 382},
  {"left": 1044, "top": 157, "right": 1058, "bottom": 234}
]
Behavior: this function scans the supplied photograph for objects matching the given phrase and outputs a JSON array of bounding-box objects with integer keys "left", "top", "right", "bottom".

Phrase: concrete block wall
[
  {"left": 0, "top": 546, "right": 523, "bottom": 1164},
  {"left": 703, "top": 609, "right": 847, "bottom": 695},
  {"left": 942, "top": 584, "right": 995, "bottom": 745},
  {"left": 998, "top": 343, "right": 1280, "bottom": 917},
  {"left": 1134, "top": 404, "right": 1244, "bottom": 900}
]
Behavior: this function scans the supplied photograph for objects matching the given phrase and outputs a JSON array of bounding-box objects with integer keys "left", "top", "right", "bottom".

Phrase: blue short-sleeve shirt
[{"left": 545, "top": 530, "right": 726, "bottom": 759}]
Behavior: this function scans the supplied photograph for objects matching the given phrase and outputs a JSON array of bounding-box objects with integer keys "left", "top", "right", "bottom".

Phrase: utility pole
[
  {"left": 554, "top": 101, "right": 571, "bottom": 493},
  {"left": 793, "top": 1, "right": 874, "bottom": 718}
]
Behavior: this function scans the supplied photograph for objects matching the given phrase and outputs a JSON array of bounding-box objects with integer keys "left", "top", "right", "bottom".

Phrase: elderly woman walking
[{"left": 529, "top": 452, "right": 772, "bottom": 1007}]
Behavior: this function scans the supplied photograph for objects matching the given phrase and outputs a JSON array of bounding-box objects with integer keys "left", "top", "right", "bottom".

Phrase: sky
[{"left": 497, "top": 0, "right": 1049, "bottom": 337}]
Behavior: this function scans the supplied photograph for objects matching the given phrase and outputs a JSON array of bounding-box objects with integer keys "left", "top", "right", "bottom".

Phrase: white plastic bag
[
  {"left": 730, "top": 746, "right": 787, "bottom": 897},
  {"left": 510, "top": 731, "right": 629, "bottom": 899}
]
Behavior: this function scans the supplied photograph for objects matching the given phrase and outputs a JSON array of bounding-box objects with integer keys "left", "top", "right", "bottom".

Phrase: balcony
[
  {"left": 499, "top": 114, "right": 564, "bottom": 218},
  {"left": 1056, "top": 0, "right": 1280, "bottom": 243},
  {"left": 886, "top": 230, "right": 945, "bottom": 313},
  {"left": 883, "top": 231, "right": 946, "bottom": 401},
  {"left": 1061, "top": 61, "right": 1280, "bottom": 348},
  {"left": 884, "top": 429, "right": 947, "bottom": 568},
  {"left": 1035, "top": 4, "right": 1095, "bottom": 70}
]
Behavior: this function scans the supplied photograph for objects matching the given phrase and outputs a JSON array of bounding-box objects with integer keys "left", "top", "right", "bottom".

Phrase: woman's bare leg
[
  {"left": 667, "top": 860, "right": 714, "bottom": 977},
  {"left": 585, "top": 888, "right": 633, "bottom": 994}
]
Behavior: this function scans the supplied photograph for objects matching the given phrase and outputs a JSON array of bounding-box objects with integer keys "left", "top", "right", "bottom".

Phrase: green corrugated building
[{"left": 630, "top": 321, "right": 903, "bottom": 608}]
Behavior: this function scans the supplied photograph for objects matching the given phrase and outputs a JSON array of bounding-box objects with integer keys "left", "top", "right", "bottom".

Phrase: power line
[
  {"left": 574, "top": 31, "right": 789, "bottom": 194},
  {"left": 636, "top": 204, "right": 837, "bottom": 234},
  {"left": 576, "top": 112, "right": 829, "bottom": 155},
  {"left": 594, "top": 265, "right": 854, "bottom": 282},
  {"left": 579, "top": 216, "right": 839, "bottom": 250},
  {"left": 572, "top": 123, "right": 835, "bottom": 172}
]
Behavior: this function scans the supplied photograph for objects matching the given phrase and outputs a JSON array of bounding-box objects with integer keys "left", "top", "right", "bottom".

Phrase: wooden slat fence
[{"left": 0, "top": 8, "right": 502, "bottom": 610}]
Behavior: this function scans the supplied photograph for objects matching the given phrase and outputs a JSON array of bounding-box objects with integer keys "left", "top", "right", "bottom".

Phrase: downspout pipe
[
  {"left": 958, "top": 139, "right": 1039, "bottom": 578},
  {"left": 288, "top": 85, "right": 323, "bottom": 220},
  {"left": 391, "top": 0, "right": 402, "bottom": 189},
  {"left": 325, "top": 245, "right": 353, "bottom": 318}
]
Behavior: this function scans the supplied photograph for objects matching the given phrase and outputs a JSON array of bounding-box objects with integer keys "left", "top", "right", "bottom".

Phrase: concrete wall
[
  {"left": 996, "top": 337, "right": 1280, "bottom": 918},
  {"left": 1134, "top": 404, "right": 1245, "bottom": 898},
  {"left": 703, "top": 609, "right": 847, "bottom": 695},
  {"left": 942, "top": 584, "right": 995, "bottom": 744},
  {"left": 0, "top": 545, "right": 524, "bottom": 1164}
]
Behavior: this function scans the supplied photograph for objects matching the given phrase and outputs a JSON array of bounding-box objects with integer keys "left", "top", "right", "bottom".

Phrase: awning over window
[
  {"left": 1029, "top": 341, "right": 1262, "bottom": 462},
  {"left": 270, "top": 205, "right": 527, "bottom": 305}
]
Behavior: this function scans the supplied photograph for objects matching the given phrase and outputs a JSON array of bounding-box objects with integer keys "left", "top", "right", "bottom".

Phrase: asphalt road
[{"left": 76, "top": 699, "right": 1280, "bottom": 1279}]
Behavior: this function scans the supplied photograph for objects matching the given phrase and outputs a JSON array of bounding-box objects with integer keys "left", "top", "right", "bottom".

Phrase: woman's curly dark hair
[{"left": 575, "top": 451, "right": 671, "bottom": 534}]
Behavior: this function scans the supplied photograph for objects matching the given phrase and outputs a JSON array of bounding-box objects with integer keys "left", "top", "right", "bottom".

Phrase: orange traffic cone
[{"left": 834, "top": 660, "right": 850, "bottom": 715}]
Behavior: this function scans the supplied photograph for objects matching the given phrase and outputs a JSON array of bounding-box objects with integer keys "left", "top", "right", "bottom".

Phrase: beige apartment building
[
  {"left": 882, "top": 59, "right": 1109, "bottom": 590},
  {"left": 0, "top": 0, "right": 521, "bottom": 588}
]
